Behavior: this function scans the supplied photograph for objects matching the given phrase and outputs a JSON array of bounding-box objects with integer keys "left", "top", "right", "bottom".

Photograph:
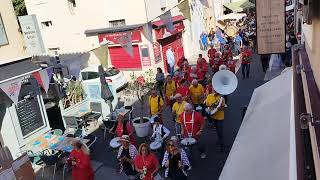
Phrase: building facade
[
  {"left": 24, "top": 0, "right": 211, "bottom": 77},
  {"left": 0, "top": 0, "right": 51, "bottom": 158},
  {"left": 0, "top": 0, "right": 29, "bottom": 65}
]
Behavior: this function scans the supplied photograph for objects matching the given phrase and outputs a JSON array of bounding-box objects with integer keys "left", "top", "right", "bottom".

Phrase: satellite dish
[{"left": 212, "top": 70, "right": 238, "bottom": 95}]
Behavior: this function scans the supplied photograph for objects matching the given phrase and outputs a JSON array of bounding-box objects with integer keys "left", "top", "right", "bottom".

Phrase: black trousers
[
  {"left": 207, "top": 115, "right": 224, "bottom": 146},
  {"left": 261, "top": 57, "right": 270, "bottom": 72},
  {"left": 241, "top": 64, "right": 250, "bottom": 78},
  {"left": 214, "top": 120, "right": 224, "bottom": 146}
]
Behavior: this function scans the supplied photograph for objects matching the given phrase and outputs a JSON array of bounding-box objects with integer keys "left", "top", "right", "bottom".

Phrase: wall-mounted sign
[
  {"left": 153, "top": 42, "right": 162, "bottom": 64},
  {"left": 256, "top": 0, "right": 285, "bottom": 54},
  {"left": 18, "top": 15, "right": 46, "bottom": 55},
  {"left": 140, "top": 45, "right": 151, "bottom": 66},
  {"left": 98, "top": 30, "right": 142, "bottom": 45}
]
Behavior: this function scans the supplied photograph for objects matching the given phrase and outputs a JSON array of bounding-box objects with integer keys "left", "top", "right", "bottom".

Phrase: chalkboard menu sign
[{"left": 16, "top": 97, "right": 44, "bottom": 136}]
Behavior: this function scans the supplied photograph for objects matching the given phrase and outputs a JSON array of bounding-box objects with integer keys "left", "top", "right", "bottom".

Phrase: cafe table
[{"left": 27, "top": 134, "right": 89, "bottom": 153}]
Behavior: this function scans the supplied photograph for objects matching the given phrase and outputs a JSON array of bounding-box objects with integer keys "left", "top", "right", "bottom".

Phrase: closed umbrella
[{"left": 98, "top": 65, "right": 114, "bottom": 104}]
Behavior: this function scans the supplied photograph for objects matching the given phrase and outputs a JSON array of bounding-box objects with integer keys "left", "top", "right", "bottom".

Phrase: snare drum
[
  {"left": 181, "top": 137, "right": 196, "bottom": 146},
  {"left": 109, "top": 137, "right": 121, "bottom": 149},
  {"left": 150, "top": 141, "right": 162, "bottom": 151}
]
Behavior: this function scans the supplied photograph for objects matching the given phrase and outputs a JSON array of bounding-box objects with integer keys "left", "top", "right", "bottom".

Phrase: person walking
[
  {"left": 200, "top": 32, "right": 208, "bottom": 50},
  {"left": 68, "top": 139, "right": 94, "bottom": 180},
  {"left": 241, "top": 46, "right": 253, "bottom": 79},
  {"left": 117, "top": 135, "right": 139, "bottom": 180},
  {"left": 196, "top": 54, "right": 208, "bottom": 77},
  {"left": 176, "top": 79, "right": 190, "bottom": 101},
  {"left": 148, "top": 89, "right": 164, "bottom": 123},
  {"left": 166, "top": 47, "right": 175, "bottom": 77},
  {"left": 155, "top": 67, "right": 165, "bottom": 98},
  {"left": 179, "top": 103, "right": 206, "bottom": 159},
  {"left": 109, "top": 114, "right": 137, "bottom": 146},
  {"left": 189, "top": 79, "right": 204, "bottom": 111},
  {"left": 172, "top": 93, "right": 187, "bottom": 138},
  {"left": 134, "top": 143, "right": 160, "bottom": 180},
  {"left": 205, "top": 89, "right": 225, "bottom": 151},
  {"left": 234, "top": 32, "right": 243, "bottom": 55},
  {"left": 208, "top": 45, "right": 217, "bottom": 62},
  {"left": 208, "top": 28, "right": 215, "bottom": 46},
  {"left": 162, "top": 138, "right": 191, "bottom": 180},
  {"left": 164, "top": 75, "right": 178, "bottom": 107}
]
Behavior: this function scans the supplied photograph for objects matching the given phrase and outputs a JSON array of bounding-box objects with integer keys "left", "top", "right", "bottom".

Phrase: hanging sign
[
  {"left": 115, "top": 32, "right": 134, "bottom": 57},
  {"left": 153, "top": 42, "right": 162, "bottom": 64},
  {"left": 0, "top": 78, "right": 23, "bottom": 104},
  {"left": 256, "top": 0, "right": 285, "bottom": 54}
]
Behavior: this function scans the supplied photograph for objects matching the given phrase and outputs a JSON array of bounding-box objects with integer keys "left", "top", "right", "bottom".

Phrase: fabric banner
[
  {"left": 178, "top": 0, "right": 191, "bottom": 21},
  {"left": 115, "top": 32, "right": 134, "bottom": 57},
  {"left": 143, "top": 22, "right": 153, "bottom": 42},
  {"left": 33, "top": 68, "right": 53, "bottom": 93},
  {"left": 92, "top": 44, "right": 108, "bottom": 68},
  {"left": 0, "top": 78, "right": 23, "bottom": 104},
  {"left": 160, "top": 11, "right": 174, "bottom": 33},
  {"left": 256, "top": 0, "right": 285, "bottom": 54}
]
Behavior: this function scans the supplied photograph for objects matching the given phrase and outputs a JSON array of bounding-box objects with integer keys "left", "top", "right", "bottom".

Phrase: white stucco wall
[{"left": 0, "top": 0, "right": 29, "bottom": 65}]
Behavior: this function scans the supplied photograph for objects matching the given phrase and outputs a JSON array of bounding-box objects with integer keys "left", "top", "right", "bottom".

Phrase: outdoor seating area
[{"left": 16, "top": 102, "right": 132, "bottom": 179}]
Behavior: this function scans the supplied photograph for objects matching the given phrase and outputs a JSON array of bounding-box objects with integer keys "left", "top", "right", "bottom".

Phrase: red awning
[{"left": 152, "top": 15, "right": 186, "bottom": 28}]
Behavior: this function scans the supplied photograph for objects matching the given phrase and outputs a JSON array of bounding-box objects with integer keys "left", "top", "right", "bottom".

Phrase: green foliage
[
  {"left": 63, "top": 81, "right": 86, "bottom": 108},
  {"left": 12, "top": 0, "right": 27, "bottom": 16}
]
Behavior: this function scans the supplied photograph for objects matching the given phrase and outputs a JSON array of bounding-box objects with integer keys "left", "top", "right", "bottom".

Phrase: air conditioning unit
[{"left": 301, "top": 0, "right": 313, "bottom": 24}]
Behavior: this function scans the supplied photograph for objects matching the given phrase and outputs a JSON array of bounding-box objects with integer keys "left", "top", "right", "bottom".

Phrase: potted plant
[{"left": 126, "top": 69, "right": 154, "bottom": 137}]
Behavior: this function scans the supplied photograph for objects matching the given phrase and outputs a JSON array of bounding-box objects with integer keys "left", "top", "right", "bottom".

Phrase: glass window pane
[{"left": 0, "top": 14, "right": 9, "bottom": 46}]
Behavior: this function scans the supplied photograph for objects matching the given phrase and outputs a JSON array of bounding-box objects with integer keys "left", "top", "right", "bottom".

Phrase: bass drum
[{"left": 225, "top": 25, "right": 238, "bottom": 37}]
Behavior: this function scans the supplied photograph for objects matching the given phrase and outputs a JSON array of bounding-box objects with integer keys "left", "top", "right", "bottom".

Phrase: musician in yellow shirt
[
  {"left": 205, "top": 89, "right": 225, "bottom": 151},
  {"left": 172, "top": 93, "right": 187, "bottom": 138},
  {"left": 189, "top": 79, "right": 205, "bottom": 114},
  {"left": 149, "top": 89, "right": 164, "bottom": 123},
  {"left": 164, "top": 75, "right": 178, "bottom": 107}
]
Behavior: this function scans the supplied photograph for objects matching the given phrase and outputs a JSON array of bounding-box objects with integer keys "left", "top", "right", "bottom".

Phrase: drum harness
[{"left": 183, "top": 111, "right": 195, "bottom": 139}]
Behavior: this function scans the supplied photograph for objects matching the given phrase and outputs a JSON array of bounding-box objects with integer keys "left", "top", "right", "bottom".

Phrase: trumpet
[{"left": 140, "top": 166, "right": 147, "bottom": 179}]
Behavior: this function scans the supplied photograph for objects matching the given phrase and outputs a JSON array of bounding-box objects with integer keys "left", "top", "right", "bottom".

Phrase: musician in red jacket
[
  {"left": 226, "top": 56, "right": 236, "bottom": 73},
  {"left": 241, "top": 46, "right": 253, "bottom": 79},
  {"left": 179, "top": 103, "right": 206, "bottom": 158},
  {"left": 222, "top": 44, "right": 232, "bottom": 62},
  {"left": 196, "top": 54, "right": 208, "bottom": 75},
  {"left": 208, "top": 45, "right": 217, "bottom": 62},
  {"left": 212, "top": 52, "right": 223, "bottom": 74}
]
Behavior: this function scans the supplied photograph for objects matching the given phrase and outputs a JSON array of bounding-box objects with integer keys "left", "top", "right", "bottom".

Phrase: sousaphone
[{"left": 212, "top": 70, "right": 238, "bottom": 95}]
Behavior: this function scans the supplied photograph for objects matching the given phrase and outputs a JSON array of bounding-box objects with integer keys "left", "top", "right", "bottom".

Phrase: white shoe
[{"left": 224, "top": 104, "right": 228, "bottom": 108}]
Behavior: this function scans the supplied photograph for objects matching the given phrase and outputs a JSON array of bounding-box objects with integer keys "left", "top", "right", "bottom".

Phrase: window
[
  {"left": 81, "top": 72, "right": 99, "bottom": 80},
  {"left": 141, "top": 47, "right": 149, "bottom": 58},
  {"left": 105, "top": 67, "right": 120, "bottom": 77},
  {"left": 0, "top": 14, "right": 9, "bottom": 46},
  {"left": 41, "top": 21, "right": 52, "bottom": 28},
  {"left": 109, "top": 19, "right": 126, "bottom": 27}
]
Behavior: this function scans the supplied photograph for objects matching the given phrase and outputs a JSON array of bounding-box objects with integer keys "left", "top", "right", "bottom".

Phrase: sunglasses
[{"left": 168, "top": 143, "right": 175, "bottom": 147}]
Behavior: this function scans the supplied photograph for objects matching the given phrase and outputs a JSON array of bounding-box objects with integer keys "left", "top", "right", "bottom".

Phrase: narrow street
[{"left": 75, "top": 52, "right": 266, "bottom": 180}]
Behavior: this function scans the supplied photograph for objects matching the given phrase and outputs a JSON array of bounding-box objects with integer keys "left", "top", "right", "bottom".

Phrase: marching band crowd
[
  {"left": 68, "top": 13, "right": 256, "bottom": 180},
  {"left": 110, "top": 31, "right": 254, "bottom": 180}
]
